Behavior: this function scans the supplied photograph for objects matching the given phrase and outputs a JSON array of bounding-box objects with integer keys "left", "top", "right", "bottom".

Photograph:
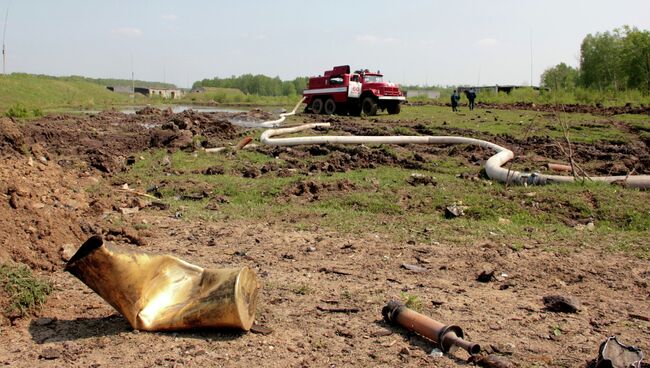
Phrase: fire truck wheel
[
  {"left": 311, "top": 99, "right": 324, "bottom": 114},
  {"left": 361, "top": 97, "right": 378, "bottom": 116},
  {"left": 387, "top": 102, "right": 401, "bottom": 114},
  {"left": 323, "top": 98, "right": 337, "bottom": 115}
]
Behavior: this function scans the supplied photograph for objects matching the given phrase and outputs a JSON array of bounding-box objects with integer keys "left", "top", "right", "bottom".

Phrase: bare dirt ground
[{"left": 0, "top": 107, "right": 648, "bottom": 367}]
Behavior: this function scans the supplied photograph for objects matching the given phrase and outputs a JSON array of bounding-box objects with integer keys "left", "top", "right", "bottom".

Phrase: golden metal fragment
[{"left": 65, "top": 235, "right": 259, "bottom": 331}]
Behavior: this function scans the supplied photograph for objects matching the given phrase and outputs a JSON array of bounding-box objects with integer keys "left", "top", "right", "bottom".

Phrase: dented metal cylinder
[
  {"left": 382, "top": 300, "right": 480, "bottom": 356},
  {"left": 65, "top": 235, "right": 260, "bottom": 331}
]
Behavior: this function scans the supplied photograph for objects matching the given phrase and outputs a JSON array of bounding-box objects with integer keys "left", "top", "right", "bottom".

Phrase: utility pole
[
  {"left": 530, "top": 29, "right": 533, "bottom": 88},
  {"left": 2, "top": 6, "right": 9, "bottom": 75},
  {"left": 130, "top": 53, "right": 135, "bottom": 105}
]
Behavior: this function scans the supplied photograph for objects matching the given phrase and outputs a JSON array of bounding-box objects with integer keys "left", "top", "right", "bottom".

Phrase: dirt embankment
[{"left": 0, "top": 108, "right": 250, "bottom": 269}]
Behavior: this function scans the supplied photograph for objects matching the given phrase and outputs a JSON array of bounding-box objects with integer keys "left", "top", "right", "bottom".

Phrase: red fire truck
[{"left": 303, "top": 65, "right": 405, "bottom": 116}]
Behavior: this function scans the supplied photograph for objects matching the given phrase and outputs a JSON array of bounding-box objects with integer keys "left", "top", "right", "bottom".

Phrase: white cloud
[
  {"left": 111, "top": 27, "right": 143, "bottom": 37},
  {"left": 476, "top": 38, "right": 498, "bottom": 47},
  {"left": 162, "top": 14, "right": 178, "bottom": 21},
  {"left": 355, "top": 34, "right": 400, "bottom": 44}
]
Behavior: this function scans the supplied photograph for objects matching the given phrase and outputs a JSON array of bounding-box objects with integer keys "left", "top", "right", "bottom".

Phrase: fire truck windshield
[{"left": 363, "top": 75, "right": 383, "bottom": 83}]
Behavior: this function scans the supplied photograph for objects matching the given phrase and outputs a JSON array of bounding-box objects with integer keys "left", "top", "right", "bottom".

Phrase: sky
[{"left": 2, "top": 0, "right": 650, "bottom": 88}]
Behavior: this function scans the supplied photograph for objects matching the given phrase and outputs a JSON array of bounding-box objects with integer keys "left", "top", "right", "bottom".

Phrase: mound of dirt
[
  {"left": 0, "top": 117, "right": 25, "bottom": 155},
  {"left": 284, "top": 179, "right": 357, "bottom": 201},
  {"left": 19, "top": 110, "right": 243, "bottom": 174},
  {"left": 0, "top": 156, "right": 95, "bottom": 271}
]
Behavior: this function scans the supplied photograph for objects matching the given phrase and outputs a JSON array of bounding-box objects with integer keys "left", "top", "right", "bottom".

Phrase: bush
[{"left": 5, "top": 104, "right": 30, "bottom": 118}]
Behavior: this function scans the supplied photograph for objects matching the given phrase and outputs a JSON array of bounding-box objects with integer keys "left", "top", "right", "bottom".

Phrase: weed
[
  {"left": 5, "top": 104, "right": 30, "bottom": 118},
  {"left": 292, "top": 284, "right": 312, "bottom": 295},
  {"left": 400, "top": 291, "right": 423, "bottom": 312},
  {"left": 0, "top": 263, "right": 53, "bottom": 316}
]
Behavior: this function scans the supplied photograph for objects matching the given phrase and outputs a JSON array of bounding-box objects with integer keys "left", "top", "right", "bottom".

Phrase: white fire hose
[
  {"left": 259, "top": 123, "right": 650, "bottom": 189},
  {"left": 257, "top": 97, "right": 306, "bottom": 128}
]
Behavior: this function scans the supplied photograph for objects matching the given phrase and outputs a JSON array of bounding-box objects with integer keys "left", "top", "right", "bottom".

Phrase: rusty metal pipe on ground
[
  {"left": 546, "top": 163, "right": 573, "bottom": 172},
  {"left": 382, "top": 300, "right": 481, "bottom": 356},
  {"left": 65, "top": 235, "right": 260, "bottom": 331}
]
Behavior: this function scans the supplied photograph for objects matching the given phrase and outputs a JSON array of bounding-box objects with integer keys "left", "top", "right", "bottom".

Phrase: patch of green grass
[
  {"left": 0, "top": 73, "right": 137, "bottom": 112},
  {"left": 116, "top": 136, "right": 650, "bottom": 259},
  {"left": 292, "top": 284, "right": 312, "bottom": 295},
  {"left": 400, "top": 292, "right": 423, "bottom": 312},
  {"left": 381, "top": 105, "right": 636, "bottom": 144},
  {"left": 0, "top": 263, "right": 53, "bottom": 316}
]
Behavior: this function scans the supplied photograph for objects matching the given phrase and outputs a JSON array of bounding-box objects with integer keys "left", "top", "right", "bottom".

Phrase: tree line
[
  {"left": 541, "top": 26, "right": 650, "bottom": 93},
  {"left": 193, "top": 74, "right": 308, "bottom": 96}
]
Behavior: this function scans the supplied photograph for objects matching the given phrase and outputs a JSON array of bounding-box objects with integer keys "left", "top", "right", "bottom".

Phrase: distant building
[
  {"left": 404, "top": 90, "right": 440, "bottom": 99},
  {"left": 106, "top": 86, "right": 133, "bottom": 93},
  {"left": 457, "top": 85, "right": 547, "bottom": 94},
  {"left": 106, "top": 86, "right": 184, "bottom": 99},
  {"left": 134, "top": 87, "right": 184, "bottom": 99}
]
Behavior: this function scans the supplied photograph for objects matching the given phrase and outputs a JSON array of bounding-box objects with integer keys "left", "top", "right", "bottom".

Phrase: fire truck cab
[{"left": 303, "top": 65, "right": 405, "bottom": 116}]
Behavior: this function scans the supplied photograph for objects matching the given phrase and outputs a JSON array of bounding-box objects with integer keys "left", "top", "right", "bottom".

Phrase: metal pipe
[
  {"left": 547, "top": 163, "right": 572, "bottom": 172},
  {"left": 65, "top": 235, "right": 260, "bottom": 331},
  {"left": 259, "top": 123, "right": 650, "bottom": 189},
  {"left": 382, "top": 300, "right": 481, "bottom": 356}
]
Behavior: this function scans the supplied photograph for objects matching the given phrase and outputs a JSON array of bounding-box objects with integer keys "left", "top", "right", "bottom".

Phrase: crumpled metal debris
[
  {"left": 592, "top": 336, "right": 644, "bottom": 368},
  {"left": 66, "top": 235, "right": 260, "bottom": 332}
]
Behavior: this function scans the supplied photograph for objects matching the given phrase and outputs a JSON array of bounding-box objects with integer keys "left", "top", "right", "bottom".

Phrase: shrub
[{"left": 5, "top": 104, "right": 30, "bottom": 118}]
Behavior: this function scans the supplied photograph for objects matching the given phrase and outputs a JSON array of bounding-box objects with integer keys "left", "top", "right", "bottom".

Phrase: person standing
[
  {"left": 467, "top": 88, "right": 476, "bottom": 111},
  {"left": 451, "top": 90, "right": 460, "bottom": 112}
]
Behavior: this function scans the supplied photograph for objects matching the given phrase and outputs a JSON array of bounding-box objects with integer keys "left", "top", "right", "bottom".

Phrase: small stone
[
  {"left": 399, "top": 347, "right": 410, "bottom": 356},
  {"left": 543, "top": 295, "right": 581, "bottom": 313},
  {"left": 445, "top": 204, "right": 465, "bottom": 218},
  {"left": 477, "top": 267, "right": 496, "bottom": 283},
  {"left": 60, "top": 243, "right": 77, "bottom": 261},
  {"left": 161, "top": 155, "right": 171, "bottom": 166},
  {"left": 407, "top": 173, "right": 437, "bottom": 186},
  {"left": 119, "top": 207, "right": 139, "bottom": 215},
  {"left": 429, "top": 348, "right": 443, "bottom": 358},
  {"left": 471, "top": 354, "right": 514, "bottom": 368},
  {"left": 401, "top": 263, "right": 427, "bottom": 273},
  {"left": 39, "top": 347, "right": 61, "bottom": 360}
]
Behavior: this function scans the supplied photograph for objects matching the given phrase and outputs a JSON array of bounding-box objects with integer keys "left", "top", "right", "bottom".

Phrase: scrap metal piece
[
  {"left": 65, "top": 235, "right": 260, "bottom": 331},
  {"left": 594, "top": 336, "right": 644, "bottom": 368},
  {"left": 382, "top": 300, "right": 480, "bottom": 356}
]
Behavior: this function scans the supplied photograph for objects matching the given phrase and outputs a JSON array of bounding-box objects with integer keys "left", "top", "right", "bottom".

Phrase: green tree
[
  {"left": 619, "top": 26, "right": 650, "bottom": 92},
  {"left": 579, "top": 30, "right": 624, "bottom": 90},
  {"left": 193, "top": 74, "right": 307, "bottom": 96},
  {"left": 540, "top": 63, "right": 579, "bottom": 91}
]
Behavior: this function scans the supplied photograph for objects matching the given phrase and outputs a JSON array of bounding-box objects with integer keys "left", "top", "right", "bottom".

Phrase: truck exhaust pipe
[{"left": 65, "top": 235, "right": 260, "bottom": 331}]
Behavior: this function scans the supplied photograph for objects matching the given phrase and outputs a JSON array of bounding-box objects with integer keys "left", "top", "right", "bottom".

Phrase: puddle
[
  {"left": 70, "top": 105, "right": 246, "bottom": 115},
  {"left": 69, "top": 105, "right": 284, "bottom": 129}
]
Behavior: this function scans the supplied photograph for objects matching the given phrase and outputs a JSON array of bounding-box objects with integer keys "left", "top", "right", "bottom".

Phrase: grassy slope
[{"left": 0, "top": 74, "right": 136, "bottom": 112}]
